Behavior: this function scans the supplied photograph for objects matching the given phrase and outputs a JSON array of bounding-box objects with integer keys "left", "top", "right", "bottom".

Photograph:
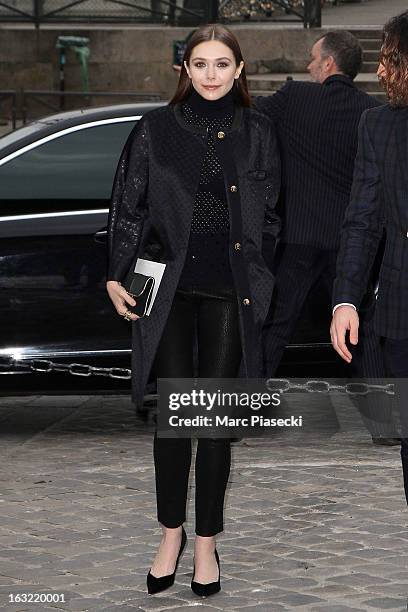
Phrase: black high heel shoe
[
  {"left": 147, "top": 526, "right": 187, "bottom": 595},
  {"left": 191, "top": 548, "right": 221, "bottom": 597}
]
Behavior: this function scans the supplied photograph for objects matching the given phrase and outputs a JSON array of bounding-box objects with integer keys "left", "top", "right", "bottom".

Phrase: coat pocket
[
  {"left": 247, "top": 169, "right": 267, "bottom": 181},
  {"left": 246, "top": 170, "right": 277, "bottom": 205}
]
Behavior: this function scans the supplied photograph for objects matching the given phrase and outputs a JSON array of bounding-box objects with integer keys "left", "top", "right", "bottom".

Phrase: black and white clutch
[
  {"left": 122, "top": 271, "right": 155, "bottom": 318},
  {"left": 122, "top": 258, "right": 166, "bottom": 318}
]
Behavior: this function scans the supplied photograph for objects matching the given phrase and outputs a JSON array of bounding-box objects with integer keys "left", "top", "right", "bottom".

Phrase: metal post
[
  {"left": 11, "top": 92, "right": 16, "bottom": 130},
  {"left": 168, "top": 0, "right": 176, "bottom": 25},
  {"left": 59, "top": 48, "right": 65, "bottom": 110},
  {"left": 207, "top": 0, "right": 218, "bottom": 22},
  {"left": 33, "top": 0, "right": 42, "bottom": 29},
  {"left": 304, "top": 0, "right": 321, "bottom": 28},
  {"left": 22, "top": 90, "right": 27, "bottom": 126}
]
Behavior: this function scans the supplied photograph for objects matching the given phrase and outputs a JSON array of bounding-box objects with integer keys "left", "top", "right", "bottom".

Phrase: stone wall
[{"left": 0, "top": 25, "right": 328, "bottom": 115}]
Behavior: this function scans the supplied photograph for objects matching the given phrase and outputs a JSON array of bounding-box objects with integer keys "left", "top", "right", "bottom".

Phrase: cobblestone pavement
[{"left": 0, "top": 393, "right": 407, "bottom": 611}]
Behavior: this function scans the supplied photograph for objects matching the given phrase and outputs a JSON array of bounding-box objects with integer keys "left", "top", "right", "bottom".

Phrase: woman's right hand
[{"left": 106, "top": 281, "right": 140, "bottom": 321}]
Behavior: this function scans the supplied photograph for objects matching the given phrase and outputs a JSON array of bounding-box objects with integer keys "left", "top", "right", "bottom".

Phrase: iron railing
[
  {"left": 0, "top": 90, "right": 163, "bottom": 132},
  {"left": 21, "top": 90, "right": 163, "bottom": 124},
  {"left": 220, "top": 0, "right": 321, "bottom": 26},
  {"left": 0, "top": 0, "right": 209, "bottom": 26},
  {"left": 0, "top": 0, "right": 322, "bottom": 27}
]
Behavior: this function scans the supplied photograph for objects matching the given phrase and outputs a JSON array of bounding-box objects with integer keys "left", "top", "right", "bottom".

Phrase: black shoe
[
  {"left": 147, "top": 526, "right": 187, "bottom": 595},
  {"left": 372, "top": 437, "right": 401, "bottom": 447},
  {"left": 191, "top": 548, "right": 221, "bottom": 597}
]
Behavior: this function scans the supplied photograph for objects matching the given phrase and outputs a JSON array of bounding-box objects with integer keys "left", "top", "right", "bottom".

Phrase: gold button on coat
[
  {"left": 243, "top": 298, "right": 251, "bottom": 306},
  {"left": 230, "top": 185, "right": 238, "bottom": 193},
  {"left": 217, "top": 131, "right": 225, "bottom": 139},
  {"left": 234, "top": 242, "right": 241, "bottom": 250}
]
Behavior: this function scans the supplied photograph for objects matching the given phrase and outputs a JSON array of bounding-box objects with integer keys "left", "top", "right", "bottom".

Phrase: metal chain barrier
[
  {"left": 266, "top": 378, "right": 394, "bottom": 396},
  {"left": 0, "top": 356, "right": 131, "bottom": 380},
  {"left": 0, "top": 356, "right": 395, "bottom": 395}
]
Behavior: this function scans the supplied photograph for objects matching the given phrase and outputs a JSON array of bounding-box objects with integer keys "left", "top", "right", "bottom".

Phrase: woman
[{"left": 106, "top": 24, "right": 280, "bottom": 597}]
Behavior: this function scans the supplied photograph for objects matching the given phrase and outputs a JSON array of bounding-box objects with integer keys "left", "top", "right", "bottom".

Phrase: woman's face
[{"left": 184, "top": 40, "right": 244, "bottom": 101}]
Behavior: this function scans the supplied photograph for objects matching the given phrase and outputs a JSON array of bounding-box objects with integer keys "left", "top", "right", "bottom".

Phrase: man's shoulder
[
  {"left": 256, "top": 79, "right": 320, "bottom": 103},
  {"left": 347, "top": 86, "right": 385, "bottom": 113},
  {"left": 324, "top": 80, "right": 379, "bottom": 110},
  {"left": 287, "top": 79, "right": 319, "bottom": 90},
  {"left": 283, "top": 79, "right": 322, "bottom": 97},
  {"left": 292, "top": 77, "right": 377, "bottom": 109},
  {"left": 362, "top": 103, "right": 398, "bottom": 126},
  {"left": 365, "top": 102, "right": 397, "bottom": 115},
  {"left": 280, "top": 78, "right": 362, "bottom": 103}
]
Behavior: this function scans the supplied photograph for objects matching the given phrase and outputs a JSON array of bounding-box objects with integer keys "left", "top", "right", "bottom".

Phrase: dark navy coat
[
  {"left": 333, "top": 104, "right": 408, "bottom": 340},
  {"left": 107, "top": 102, "right": 280, "bottom": 407}
]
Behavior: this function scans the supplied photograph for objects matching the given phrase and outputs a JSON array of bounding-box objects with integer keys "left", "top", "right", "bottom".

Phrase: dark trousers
[
  {"left": 264, "top": 244, "right": 396, "bottom": 438},
  {"left": 263, "top": 244, "right": 394, "bottom": 438},
  {"left": 152, "top": 285, "right": 242, "bottom": 536},
  {"left": 263, "top": 244, "right": 383, "bottom": 376},
  {"left": 383, "top": 338, "right": 408, "bottom": 505}
]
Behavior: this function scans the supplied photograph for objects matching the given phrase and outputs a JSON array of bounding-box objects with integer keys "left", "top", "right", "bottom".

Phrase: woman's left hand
[{"left": 106, "top": 280, "right": 140, "bottom": 321}]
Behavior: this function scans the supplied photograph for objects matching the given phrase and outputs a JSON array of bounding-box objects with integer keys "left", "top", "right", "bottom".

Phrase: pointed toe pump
[
  {"left": 147, "top": 526, "right": 187, "bottom": 595},
  {"left": 191, "top": 548, "right": 221, "bottom": 597}
]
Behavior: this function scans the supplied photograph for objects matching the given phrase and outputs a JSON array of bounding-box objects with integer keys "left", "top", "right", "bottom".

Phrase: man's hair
[
  {"left": 379, "top": 10, "right": 408, "bottom": 106},
  {"left": 317, "top": 31, "right": 363, "bottom": 80}
]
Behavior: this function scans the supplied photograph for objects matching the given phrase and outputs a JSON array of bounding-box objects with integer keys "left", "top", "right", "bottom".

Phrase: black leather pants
[{"left": 152, "top": 285, "right": 242, "bottom": 536}]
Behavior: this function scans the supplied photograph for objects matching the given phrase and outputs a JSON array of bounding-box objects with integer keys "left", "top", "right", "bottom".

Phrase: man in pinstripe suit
[
  {"left": 331, "top": 11, "right": 408, "bottom": 500},
  {"left": 256, "top": 31, "right": 397, "bottom": 443}
]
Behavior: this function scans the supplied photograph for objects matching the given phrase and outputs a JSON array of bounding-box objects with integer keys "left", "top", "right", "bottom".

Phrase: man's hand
[{"left": 330, "top": 305, "right": 359, "bottom": 363}]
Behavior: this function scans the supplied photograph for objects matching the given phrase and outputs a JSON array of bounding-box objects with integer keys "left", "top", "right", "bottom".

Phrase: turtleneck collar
[{"left": 185, "top": 88, "right": 235, "bottom": 117}]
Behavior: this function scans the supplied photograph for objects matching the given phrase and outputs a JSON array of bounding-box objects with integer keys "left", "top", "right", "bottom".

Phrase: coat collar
[
  {"left": 173, "top": 102, "right": 244, "bottom": 135},
  {"left": 323, "top": 74, "right": 356, "bottom": 88}
]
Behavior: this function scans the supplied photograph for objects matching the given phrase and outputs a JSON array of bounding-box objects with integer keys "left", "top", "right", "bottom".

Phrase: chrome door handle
[{"left": 94, "top": 229, "right": 107, "bottom": 243}]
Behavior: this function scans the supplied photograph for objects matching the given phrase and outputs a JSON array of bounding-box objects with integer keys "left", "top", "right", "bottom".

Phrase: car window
[{"left": 0, "top": 120, "right": 137, "bottom": 200}]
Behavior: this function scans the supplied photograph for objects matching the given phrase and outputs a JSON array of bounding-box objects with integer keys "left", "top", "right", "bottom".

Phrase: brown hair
[
  {"left": 379, "top": 10, "right": 408, "bottom": 106},
  {"left": 169, "top": 24, "right": 251, "bottom": 107}
]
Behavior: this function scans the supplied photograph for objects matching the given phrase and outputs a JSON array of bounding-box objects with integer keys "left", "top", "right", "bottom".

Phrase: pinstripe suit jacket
[
  {"left": 333, "top": 104, "right": 408, "bottom": 339},
  {"left": 255, "top": 75, "right": 380, "bottom": 249}
]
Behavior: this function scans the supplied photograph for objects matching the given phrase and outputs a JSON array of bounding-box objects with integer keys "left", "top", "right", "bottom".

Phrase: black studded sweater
[{"left": 178, "top": 89, "right": 235, "bottom": 289}]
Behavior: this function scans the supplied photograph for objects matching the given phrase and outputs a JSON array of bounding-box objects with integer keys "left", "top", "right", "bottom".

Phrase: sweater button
[
  {"left": 217, "top": 131, "right": 225, "bottom": 139},
  {"left": 230, "top": 185, "right": 238, "bottom": 193},
  {"left": 234, "top": 242, "right": 241, "bottom": 251},
  {"left": 243, "top": 298, "right": 251, "bottom": 306}
]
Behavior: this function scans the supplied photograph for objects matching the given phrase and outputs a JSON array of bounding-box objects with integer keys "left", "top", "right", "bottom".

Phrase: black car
[{"left": 0, "top": 103, "right": 342, "bottom": 396}]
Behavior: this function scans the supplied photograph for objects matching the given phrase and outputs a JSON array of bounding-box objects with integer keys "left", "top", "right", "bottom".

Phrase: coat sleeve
[
  {"left": 332, "top": 110, "right": 384, "bottom": 309},
  {"left": 262, "top": 118, "right": 281, "bottom": 269},
  {"left": 253, "top": 82, "right": 289, "bottom": 125},
  {"left": 106, "top": 117, "right": 149, "bottom": 282}
]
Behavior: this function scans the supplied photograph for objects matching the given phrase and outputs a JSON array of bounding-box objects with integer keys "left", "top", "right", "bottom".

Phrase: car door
[{"left": 0, "top": 117, "right": 140, "bottom": 360}]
